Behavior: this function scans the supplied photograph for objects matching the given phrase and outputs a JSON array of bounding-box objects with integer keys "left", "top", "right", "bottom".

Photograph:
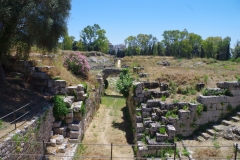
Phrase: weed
[
  {"left": 182, "top": 148, "right": 190, "bottom": 156},
  {"left": 227, "top": 104, "right": 233, "bottom": 111},
  {"left": 137, "top": 112, "right": 141, "bottom": 116},
  {"left": 159, "top": 127, "right": 166, "bottom": 134},
  {"left": 183, "top": 105, "right": 188, "bottom": 110},
  {"left": 93, "top": 124, "right": 96, "bottom": 128},
  {"left": 166, "top": 110, "right": 178, "bottom": 118},
  {"left": 203, "top": 74, "right": 209, "bottom": 84},
  {"left": 161, "top": 95, "right": 166, "bottom": 101},
  {"left": 213, "top": 140, "right": 220, "bottom": 149},
  {"left": 173, "top": 99, "right": 179, "bottom": 103},
  {"left": 197, "top": 104, "right": 203, "bottom": 116}
]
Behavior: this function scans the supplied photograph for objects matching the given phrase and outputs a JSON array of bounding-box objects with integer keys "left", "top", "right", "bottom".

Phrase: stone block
[
  {"left": 50, "top": 139, "right": 56, "bottom": 147},
  {"left": 31, "top": 72, "right": 49, "bottom": 80},
  {"left": 166, "top": 125, "right": 176, "bottom": 137},
  {"left": 52, "top": 135, "right": 64, "bottom": 145},
  {"left": 230, "top": 89, "right": 240, "bottom": 96},
  {"left": 136, "top": 123, "right": 144, "bottom": 133},
  {"left": 178, "top": 109, "right": 190, "bottom": 119},
  {"left": 58, "top": 144, "right": 67, "bottom": 153},
  {"left": 143, "top": 90, "right": 152, "bottom": 98},
  {"left": 69, "top": 139, "right": 79, "bottom": 143},
  {"left": 65, "top": 118, "right": 73, "bottom": 124},
  {"left": 146, "top": 99, "right": 161, "bottom": 108},
  {"left": 70, "top": 101, "right": 83, "bottom": 112},
  {"left": 142, "top": 105, "right": 153, "bottom": 112},
  {"left": 59, "top": 87, "right": 67, "bottom": 95},
  {"left": 151, "top": 113, "right": 159, "bottom": 121},
  {"left": 67, "top": 86, "right": 78, "bottom": 95},
  {"left": 143, "top": 120, "right": 153, "bottom": 128},
  {"left": 168, "top": 117, "right": 178, "bottom": 125},
  {"left": 54, "top": 80, "right": 67, "bottom": 88},
  {"left": 64, "top": 96, "right": 74, "bottom": 108},
  {"left": 217, "top": 81, "right": 240, "bottom": 89},
  {"left": 53, "top": 121, "right": 62, "bottom": 128},
  {"left": 133, "top": 82, "right": 143, "bottom": 95},
  {"left": 136, "top": 116, "right": 143, "bottom": 123},
  {"left": 197, "top": 95, "right": 227, "bottom": 104},
  {"left": 48, "top": 80, "right": 54, "bottom": 87},
  {"left": 156, "top": 133, "right": 168, "bottom": 142},
  {"left": 54, "top": 126, "right": 67, "bottom": 135},
  {"left": 77, "top": 84, "right": 85, "bottom": 91},
  {"left": 68, "top": 121, "right": 81, "bottom": 131},
  {"left": 150, "top": 123, "right": 161, "bottom": 132},
  {"left": 70, "top": 131, "right": 79, "bottom": 139},
  {"left": 142, "top": 111, "right": 151, "bottom": 117},
  {"left": 137, "top": 133, "right": 144, "bottom": 141},
  {"left": 27, "top": 60, "right": 37, "bottom": 67}
]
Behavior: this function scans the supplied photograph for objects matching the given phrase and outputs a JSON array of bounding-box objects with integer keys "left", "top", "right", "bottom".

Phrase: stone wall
[
  {"left": 0, "top": 103, "right": 53, "bottom": 160},
  {"left": 130, "top": 81, "right": 240, "bottom": 157}
]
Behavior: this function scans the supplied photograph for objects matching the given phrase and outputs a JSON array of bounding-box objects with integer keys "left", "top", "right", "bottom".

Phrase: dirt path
[{"left": 78, "top": 96, "right": 134, "bottom": 160}]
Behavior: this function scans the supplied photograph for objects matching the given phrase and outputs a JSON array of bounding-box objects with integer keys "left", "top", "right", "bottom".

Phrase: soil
[{"left": 79, "top": 96, "right": 134, "bottom": 160}]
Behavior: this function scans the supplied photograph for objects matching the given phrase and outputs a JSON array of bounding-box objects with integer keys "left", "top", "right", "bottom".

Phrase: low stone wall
[
  {"left": 130, "top": 81, "right": 240, "bottom": 157},
  {"left": 0, "top": 103, "right": 53, "bottom": 160}
]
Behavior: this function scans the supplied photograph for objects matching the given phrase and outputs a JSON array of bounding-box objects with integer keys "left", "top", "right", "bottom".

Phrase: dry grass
[{"left": 29, "top": 52, "right": 97, "bottom": 89}]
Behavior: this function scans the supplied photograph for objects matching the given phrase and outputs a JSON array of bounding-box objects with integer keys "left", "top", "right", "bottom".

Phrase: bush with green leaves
[
  {"left": 116, "top": 69, "right": 133, "bottom": 98},
  {"left": 63, "top": 52, "right": 90, "bottom": 78},
  {"left": 53, "top": 95, "right": 68, "bottom": 120}
]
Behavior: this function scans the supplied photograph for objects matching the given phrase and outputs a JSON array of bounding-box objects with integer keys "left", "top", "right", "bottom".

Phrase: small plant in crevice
[
  {"left": 227, "top": 104, "right": 233, "bottom": 111},
  {"left": 183, "top": 105, "right": 188, "bottom": 110},
  {"left": 182, "top": 148, "right": 190, "bottom": 156},
  {"left": 159, "top": 127, "right": 166, "bottom": 134},
  {"left": 165, "top": 110, "right": 178, "bottom": 119},
  {"left": 161, "top": 95, "right": 166, "bottom": 101},
  {"left": 197, "top": 104, "right": 203, "bottom": 116}
]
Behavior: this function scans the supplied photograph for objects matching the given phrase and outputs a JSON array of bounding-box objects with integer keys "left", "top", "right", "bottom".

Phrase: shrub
[
  {"left": 197, "top": 104, "right": 203, "bottom": 116},
  {"left": 116, "top": 69, "right": 133, "bottom": 98},
  {"left": 53, "top": 95, "right": 68, "bottom": 120},
  {"left": 159, "top": 127, "right": 166, "bottom": 134},
  {"left": 161, "top": 95, "right": 166, "bottom": 101},
  {"left": 63, "top": 52, "right": 90, "bottom": 78}
]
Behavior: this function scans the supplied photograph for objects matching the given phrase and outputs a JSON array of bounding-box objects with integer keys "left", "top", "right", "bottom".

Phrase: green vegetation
[
  {"left": 159, "top": 127, "right": 166, "bottom": 134},
  {"left": 202, "top": 88, "right": 233, "bottom": 96},
  {"left": 161, "top": 95, "right": 166, "bottom": 101},
  {"left": 177, "top": 86, "right": 197, "bottom": 95},
  {"left": 165, "top": 110, "right": 178, "bottom": 118},
  {"left": 116, "top": 69, "right": 133, "bottom": 98},
  {"left": 182, "top": 148, "right": 190, "bottom": 156},
  {"left": 227, "top": 104, "right": 233, "bottom": 111},
  {"left": 197, "top": 104, "right": 203, "bottom": 116},
  {"left": 53, "top": 95, "right": 69, "bottom": 120}
]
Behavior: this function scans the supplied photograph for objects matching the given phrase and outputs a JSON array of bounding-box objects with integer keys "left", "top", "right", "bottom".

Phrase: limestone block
[
  {"left": 147, "top": 139, "right": 157, "bottom": 150},
  {"left": 77, "top": 84, "right": 85, "bottom": 91},
  {"left": 156, "top": 133, "right": 168, "bottom": 142},
  {"left": 146, "top": 99, "right": 161, "bottom": 108},
  {"left": 53, "top": 121, "right": 62, "bottom": 128},
  {"left": 142, "top": 111, "right": 151, "bottom": 117},
  {"left": 142, "top": 105, "right": 152, "bottom": 112},
  {"left": 143, "top": 90, "right": 152, "bottom": 98},
  {"left": 145, "top": 128, "right": 150, "bottom": 134},
  {"left": 178, "top": 109, "right": 190, "bottom": 119},
  {"left": 64, "top": 96, "right": 74, "bottom": 108},
  {"left": 212, "top": 110, "right": 222, "bottom": 117},
  {"left": 136, "top": 116, "right": 143, "bottom": 123},
  {"left": 68, "top": 121, "right": 81, "bottom": 131},
  {"left": 71, "top": 101, "right": 83, "bottom": 112},
  {"left": 69, "top": 139, "right": 79, "bottom": 143},
  {"left": 54, "top": 80, "right": 67, "bottom": 88},
  {"left": 70, "top": 131, "right": 79, "bottom": 139},
  {"left": 143, "top": 81, "right": 159, "bottom": 89},
  {"left": 46, "top": 147, "right": 56, "bottom": 155},
  {"left": 166, "top": 125, "right": 176, "bottom": 137},
  {"left": 58, "top": 144, "right": 67, "bottom": 153},
  {"left": 48, "top": 80, "right": 54, "bottom": 87},
  {"left": 136, "top": 123, "right": 144, "bottom": 133},
  {"left": 54, "top": 126, "right": 67, "bottom": 135},
  {"left": 168, "top": 117, "right": 178, "bottom": 125},
  {"left": 137, "top": 133, "right": 144, "bottom": 141},
  {"left": 133, "top": 82, "right": 143, "bottom": 95},
  {"left": 160, "top": 102, "right": 166, "bottom": 110},
  {"left": 217, "top": 81, "right": 240, "bottom": 89},
  {"left": 65, "top": 118, "right": 73, "bottom": 124},
  {"left": 50, "top": 139, "right": 56, "bottom": 147},
  {"left": 31, "top": 72, "right": 49, "bottom": 80},
  {"left": 151, "top": 113, "right": 159, "bottom": 121},
  {"left": 197, "top": 95, "right": 227, "bottom": 104},
  {"left": 150, "top": 123, "right": 161, "bottom": 132},
  {"left": 207, "top": 104, "right": 217, "bottom": 111},
  {"left": 143, "top": 120, "right": 153, "bottom": 128},
  {"left": 226, "top": 96, "right": 240, "bottom": 103},
  {"left": 52, "top": 135, "right": 64, "bottom": 145},
  {"left": 230, "top": 89, "right": 240, "bottom": 96},
  {"left": 59, "top": 87, "right": 67, "bottom": 95},
  {"left": 35, "top": 66, "right": 54, "bottom": 73},
  {"left": 67, "top": 86, "right": 78, "bottom": 95},
  {"left": 137, "top": 141, "right": 148, "bottom": 151},
  {"left": 136, "top": 108, "right": 142, "bottom": 113},
  {"left": 161, "top": 116, "right": 168, "bottom": 124}
]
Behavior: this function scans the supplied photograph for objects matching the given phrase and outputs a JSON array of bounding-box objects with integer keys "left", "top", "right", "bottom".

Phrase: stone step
[
  {"left": 200, "top": 132, "right": 212, "bottom": 140},
  {"left": 222, "top": 120, "right": 233, "bottom": 126},
  {"left": 213, "top": 125, "right": 225, "bottom": 132},
  {"left": 197, "top": 136, "right": 205, "bottom": 142},
  {"left": 231, "top": 116, "right": 240, "bottom": 122},
  {"left": 206, "top": 129, "right": 217, "bottom": 136}
]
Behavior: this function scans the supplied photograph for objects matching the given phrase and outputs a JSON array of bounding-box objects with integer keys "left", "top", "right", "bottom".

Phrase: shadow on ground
[{"left": 111, "top": 106, "right": 134, "bottom": 144}]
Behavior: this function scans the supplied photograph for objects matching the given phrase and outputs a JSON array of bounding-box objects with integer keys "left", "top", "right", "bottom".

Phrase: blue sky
[{"left": 67, "top": 0, "right": 240, "bottom": 48}]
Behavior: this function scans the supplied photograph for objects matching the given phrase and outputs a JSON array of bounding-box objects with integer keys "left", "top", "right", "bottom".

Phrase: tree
[
  {"left": 80, "top": 24, "right": 109, "bottom": 52},
  {"left": 232, "top": 40, "right": 240, "bottom": 59},
  {"left": 0, "top": 0, "right": 71, "bottom": 81},
  {"left": 63, "top": 34, "right": 73, "bottom": 50}
]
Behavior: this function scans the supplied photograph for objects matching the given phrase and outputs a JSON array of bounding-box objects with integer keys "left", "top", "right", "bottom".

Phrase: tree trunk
[{"left": 0, "top": 63, "right": 6, "bottom": 82}]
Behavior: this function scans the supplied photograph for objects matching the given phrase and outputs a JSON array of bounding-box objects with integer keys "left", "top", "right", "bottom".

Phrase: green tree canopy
[
  {"left": 80, "top": 24, "right": 109, "bottom": 53},
  {"left": 0, "top": 0, "right": 71, "bottom": 59}
]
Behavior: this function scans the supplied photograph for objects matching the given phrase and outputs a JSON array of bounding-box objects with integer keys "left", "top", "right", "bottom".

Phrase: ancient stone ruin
[{"left": 130, "top": 81, "right": 240, "bottom": 157}]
